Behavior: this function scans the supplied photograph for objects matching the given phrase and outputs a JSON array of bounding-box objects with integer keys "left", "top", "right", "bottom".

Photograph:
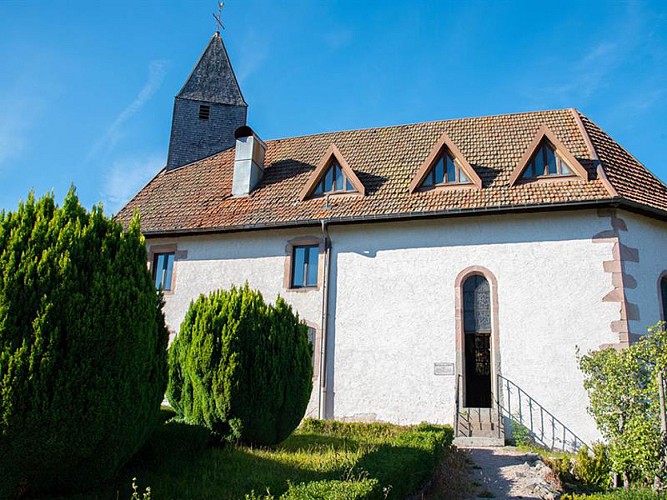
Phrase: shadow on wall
[
  {"left": 498, "top": 375, "right": 586, "bottom": 453},
  {"left": 170, "top": 208, "right": 608, "bottom": 263}
]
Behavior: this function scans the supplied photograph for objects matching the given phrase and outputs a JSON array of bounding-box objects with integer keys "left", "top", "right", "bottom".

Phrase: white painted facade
[
  {"left": 149, "top": 208, "right": 667, "bottom": 445},
  {"left": 620, "top": 212, "right": 667, "bottom": 333}
]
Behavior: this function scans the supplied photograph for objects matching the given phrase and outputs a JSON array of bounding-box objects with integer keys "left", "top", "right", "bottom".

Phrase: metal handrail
[
  {"left": 495, "top": 384, "right": 502, "bottom": 439},
  {"left": 455, "top": 374, "right": 503, "bottom": 440},
  {"left": 496, "top": 373, "right": 586, "bottom": 452}
]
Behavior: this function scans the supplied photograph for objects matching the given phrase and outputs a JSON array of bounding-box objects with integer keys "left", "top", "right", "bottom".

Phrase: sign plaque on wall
[{"left": 433, "top": 362, "right": 455, "bottom": 376}]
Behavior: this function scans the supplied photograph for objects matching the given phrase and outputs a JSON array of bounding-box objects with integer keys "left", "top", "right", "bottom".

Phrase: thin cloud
[
  {"left": 101, "top": 153, "right": 164, "bottom": 215},
  {"left": 324, "top": 28, "right": 353, "bottom": 50},
  {"left": 620, "top": 88, "right": 667, "bottom": 112},
  {"left": 0, "top": 108, "right": 29, "bottom": 169},
  {"left": 542, "top": 42, "right": 621, "bottom": 101},
  {"left": 236, "top": 30, "right": 269, "bottom": 83},
  {"left": 520, "top": 4, "right": 652, "bottom": 107},
  {"left": 86, "top": 60, "right": 167, "bottom": 162},
  {"left": 0, "top": 80, "right": 43, "bottom": 171}
]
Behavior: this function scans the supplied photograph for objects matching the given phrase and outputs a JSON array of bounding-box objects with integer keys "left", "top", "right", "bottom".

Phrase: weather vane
[{"left": 213, "top": 2, "right": 225, "bottom": 33}]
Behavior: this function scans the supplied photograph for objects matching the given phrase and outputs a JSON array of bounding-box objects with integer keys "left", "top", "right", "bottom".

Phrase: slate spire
[
  {"left": 177, "top": 32, "right": 246, "bottom": 106},
  {"left": 167, "top": 32, "right": 248, "bottom": 170}
]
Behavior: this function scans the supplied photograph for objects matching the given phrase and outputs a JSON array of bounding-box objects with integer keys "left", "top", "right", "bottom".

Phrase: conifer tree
[
  {"left": 167, "top": 284, "right": 312, "bottom": 445},
  {"left": 0, "top": 189, "right": 168, "bottom": 496}
]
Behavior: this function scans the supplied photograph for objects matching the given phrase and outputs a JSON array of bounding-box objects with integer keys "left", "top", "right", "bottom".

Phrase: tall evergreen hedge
[
  {"left": 0, "top": 190, "right": 168, "bottom": 496},
  {"left": 167, "top": 284, "right": 313, "bottom": 445}
]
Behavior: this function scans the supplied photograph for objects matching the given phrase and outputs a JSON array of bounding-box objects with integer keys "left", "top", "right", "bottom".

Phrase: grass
[{"left": 55, "top": 411, "right": 452, "bottom": 499}]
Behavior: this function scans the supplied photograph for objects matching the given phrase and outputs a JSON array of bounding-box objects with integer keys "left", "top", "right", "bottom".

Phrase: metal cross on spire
[{"left": 213, "top": 2, "right": 225, "bottom": 33}]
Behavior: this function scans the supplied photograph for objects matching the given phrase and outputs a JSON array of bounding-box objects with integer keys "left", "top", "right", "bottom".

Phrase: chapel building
[{"left": 117, "top": 31, "right": 667, "bottom": 449}]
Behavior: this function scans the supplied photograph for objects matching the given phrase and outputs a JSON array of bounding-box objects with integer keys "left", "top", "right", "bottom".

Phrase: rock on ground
[{"left": 464, "top": 447, "right": 561, "bottom": 499}]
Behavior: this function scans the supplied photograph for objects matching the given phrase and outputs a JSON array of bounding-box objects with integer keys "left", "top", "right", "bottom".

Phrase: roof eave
[
  {"left": 140, "top": 198, "right": 631, "bottom": 238},
  {"left": 616, "top": 198, "right": 667, "bottom": 222}
]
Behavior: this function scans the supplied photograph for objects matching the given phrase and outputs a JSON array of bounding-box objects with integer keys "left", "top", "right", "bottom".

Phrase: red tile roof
[{"left": 116, "top": 108, "right": 667, "bottom": 234}]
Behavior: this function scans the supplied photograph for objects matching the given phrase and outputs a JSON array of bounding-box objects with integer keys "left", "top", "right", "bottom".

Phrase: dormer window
[
  {"left": 509, "top": 125, "right": 589, "bottom": 186},
  {"left": 521, "top": 140, "right": 573, "bottom": 179},
  {"left": 408, "top": 132, "right": 482, "bottom": 193},
  {"left": 299, "top": 144, "right": 366, "bottom": 201},
  {"left": 421, "top": 151, "right": 471, "bottom": 188},
  {"left": 313, "top": 161, "right": 355, "bottom": 195}
]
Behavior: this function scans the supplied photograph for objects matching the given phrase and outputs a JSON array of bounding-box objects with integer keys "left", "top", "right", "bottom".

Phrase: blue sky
[{"left": 1, "top": 0, "right": 666, "bottom": 214}]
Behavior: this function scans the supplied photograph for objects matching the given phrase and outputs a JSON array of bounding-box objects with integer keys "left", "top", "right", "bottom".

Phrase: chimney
[{"left": 232, "top": 126, "right": 266, "bottom": 196}]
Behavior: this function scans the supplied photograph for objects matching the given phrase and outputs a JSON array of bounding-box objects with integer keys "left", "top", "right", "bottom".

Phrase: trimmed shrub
[
  {"left": 0, "top": 190, "right": 169, "bottom": 496},
  {"left": 298, "top": 419, "right": 453, "bottom": 499},
  {"left": 282, "top": 479, "right": 379, "bottom": 499},
  {"left": 167, "top": 284, "right": 312, "bottom": 445}
]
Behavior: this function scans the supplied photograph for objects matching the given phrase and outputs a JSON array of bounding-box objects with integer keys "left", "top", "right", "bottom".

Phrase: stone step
[
  {"left": 459, "top": 408, "right": 499, "bottom": 419},
  {"left": 457, "top": 406, "right": 505, "bottom": 442},
  {"left": 457, "top": 428, "right": 501, "bottom": 438},
  {"left": 453, "top": 436, "right": 505, "bottom": 448},
  {"left": 458, "top": 421, "right": 499, "bottom": 430}
]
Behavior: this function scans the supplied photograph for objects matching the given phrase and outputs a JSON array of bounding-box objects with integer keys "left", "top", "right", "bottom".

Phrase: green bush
[
  {"left": 573, "top": 443, "right": 612, "bottom": 489},
  {"left": 281, "top": 479, "right": 379, "bottom": 499},
  {"left": 579, "top": 323, "right": 667, "bottom": 487},
  {"left": 0, "top": 190, "right": 168, "bottom": 496},
  {"left": 167, "top": 284, "right": 312, "bottom": 445}
]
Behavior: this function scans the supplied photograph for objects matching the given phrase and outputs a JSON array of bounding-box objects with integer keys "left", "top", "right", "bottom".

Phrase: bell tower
[{"left": 166, "top": 32, "right": 247, "bottom": 170}]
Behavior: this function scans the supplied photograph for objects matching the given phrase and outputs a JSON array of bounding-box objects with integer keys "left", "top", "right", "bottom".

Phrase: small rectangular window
[
  {"left": 153, "top": 252, "right": 175, "bottom": 290},
  {"left": 291, "top": 245, "right": 319, "bottom": 288},
  {"left": 199, "top": 105, "right": 210, "bottom": 120}
]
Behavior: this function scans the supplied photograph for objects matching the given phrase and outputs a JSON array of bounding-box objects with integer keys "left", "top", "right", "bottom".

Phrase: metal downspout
[{"left": 318, "top": 220, "right": 331, "bottom": 419}]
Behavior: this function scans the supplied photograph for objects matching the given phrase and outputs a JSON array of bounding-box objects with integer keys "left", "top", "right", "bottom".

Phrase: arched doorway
[{"left": 463, "top": 274, "right": 492, "bottom": 407}]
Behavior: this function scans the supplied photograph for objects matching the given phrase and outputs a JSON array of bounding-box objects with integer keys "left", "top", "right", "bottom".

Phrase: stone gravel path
[{"left": 464, "top": 447, "right": 561, "bottom": 499}]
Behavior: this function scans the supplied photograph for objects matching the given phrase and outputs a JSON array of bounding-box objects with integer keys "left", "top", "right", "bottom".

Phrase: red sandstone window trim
[
  {"left": 454, "top": 266, "right": 501, "bottom": 409},
  {"left": 299, "top": 144, "right": 366, "bottom": 201},
  {"left": 409, "top": 131, "right": 482, "bottom": 193},
  {"left": 148, "top": 244, "right": 178, "bottom": 295},
  {"left": 509, "top": 125, "right": 589, "bottom": 187},
  {"left": 283, "top": 236, "right": 324, "bottom": 292}
]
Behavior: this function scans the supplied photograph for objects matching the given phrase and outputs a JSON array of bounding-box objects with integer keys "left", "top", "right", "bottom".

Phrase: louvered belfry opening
[
  {"left": 166, "top": 32, "right": 248, "bottom": 171},
  {"left": 463, "top": 274, "right": 492, "bottom": 408}
]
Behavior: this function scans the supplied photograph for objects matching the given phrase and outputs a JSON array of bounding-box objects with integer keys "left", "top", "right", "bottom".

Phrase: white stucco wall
[
  {"left": 151, "top": 209, "right": 629, "bottom": 444},
  {"left": 618, "top": 210, "right": 667, "bottom": 335},
  {"left": 149, "top": 227, "right": 326, "bottom": 418},
  {"left": 325, "top": 211, "right": 618, "bottom": 444}
]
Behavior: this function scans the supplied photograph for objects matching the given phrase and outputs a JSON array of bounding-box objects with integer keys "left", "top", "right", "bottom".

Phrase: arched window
[{"left": 463, "top": 274, "right": 492, "bottom": 407}]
